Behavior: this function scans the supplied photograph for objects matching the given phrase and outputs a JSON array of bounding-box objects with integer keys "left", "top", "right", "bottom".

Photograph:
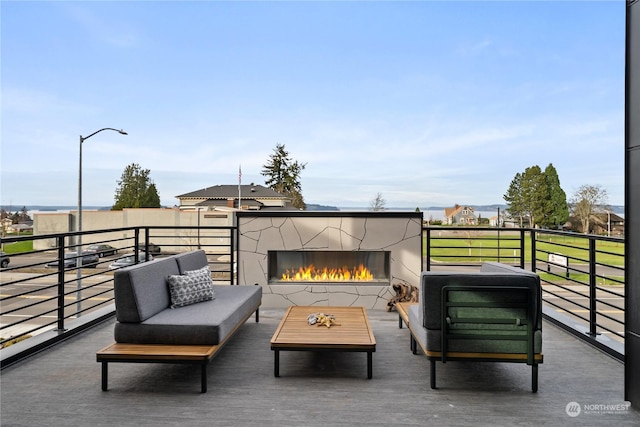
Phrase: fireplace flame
[{"left": 281, "top": 264, "right": 374, "bottom": 282}]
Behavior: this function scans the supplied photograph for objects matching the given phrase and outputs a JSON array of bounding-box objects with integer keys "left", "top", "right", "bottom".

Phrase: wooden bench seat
[{"left": 97, "top": 343, "right": 219, "bottom": 393}]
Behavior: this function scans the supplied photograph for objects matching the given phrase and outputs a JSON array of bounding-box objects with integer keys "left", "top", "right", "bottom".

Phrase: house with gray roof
[{"left": 176, "top": 185, "right": 292, "bottom": 210}]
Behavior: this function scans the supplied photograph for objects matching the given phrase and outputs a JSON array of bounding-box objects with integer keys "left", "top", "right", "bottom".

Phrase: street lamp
[
  {"left": 76, "top": 128, "right": 127, "bottom": 316},
  {"left": 496, "top": 207, "right": 501, "bottom": 262}
]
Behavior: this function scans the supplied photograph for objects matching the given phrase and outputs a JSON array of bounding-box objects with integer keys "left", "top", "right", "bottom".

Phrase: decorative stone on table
[{"left": 307, "top": 313, "right": 341, "bottom": 328}]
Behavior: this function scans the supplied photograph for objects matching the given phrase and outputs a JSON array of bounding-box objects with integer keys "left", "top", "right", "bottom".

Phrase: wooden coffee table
[{"left": 270, "top": 306, "right": 376, "bottom": 379}]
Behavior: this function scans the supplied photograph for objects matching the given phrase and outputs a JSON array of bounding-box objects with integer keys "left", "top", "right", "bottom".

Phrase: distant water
[
  {"left": 336, "top": 207, "right": 500, "bottom": 221},
  {"left": 336, "top": 207, "right": 624, "bottom": 221}
]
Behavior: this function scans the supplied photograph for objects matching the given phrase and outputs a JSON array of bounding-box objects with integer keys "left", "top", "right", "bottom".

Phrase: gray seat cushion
[{"left": 114, "top": 285, "right": 262, "bottom": 345}]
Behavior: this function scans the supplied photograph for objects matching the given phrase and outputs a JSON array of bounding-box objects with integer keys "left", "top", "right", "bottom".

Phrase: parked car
[
  {"left": 85, "top": 244, "right": 118, "bottom": 258},
  {"left": 109, "top": 252, "right": 154, "bottom": 270},
  {"left": 0, "top": 251, "right": 10, "bottom": 268},
  {"left": 46, "top": 251, "right": 99, "bottom": 268},
  {"left": 137, "top": 242, "right": 161, "bottom": 255}
]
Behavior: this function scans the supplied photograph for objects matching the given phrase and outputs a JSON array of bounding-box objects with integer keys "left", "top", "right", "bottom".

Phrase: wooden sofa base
[
  {"left": 395, "top": 302, "right": 414, "bottom": 329},
  {"left": 408, "top": 326, "right": 543, "bottom": 392},
  {"left": 96, "top": 306, "right": 259, "bottom": 393}
]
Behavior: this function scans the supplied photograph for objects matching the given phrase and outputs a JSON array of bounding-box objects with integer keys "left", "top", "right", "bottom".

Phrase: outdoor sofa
[{"left": 96, "top": 249, "right": 262, "bottom": 392}]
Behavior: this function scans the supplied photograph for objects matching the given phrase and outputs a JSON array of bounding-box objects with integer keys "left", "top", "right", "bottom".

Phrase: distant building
[
  {"left": 176, "top": 185, "right": 292, "bottom": 211},
  {"left": 566, "top": 212, "right": 625, "bottom": 236},
  {"left": 7, "top": 222, "right": 33, "bottom": 233},
  {"left": 444, "top": 204, "right": 477, "bottom": 225}
]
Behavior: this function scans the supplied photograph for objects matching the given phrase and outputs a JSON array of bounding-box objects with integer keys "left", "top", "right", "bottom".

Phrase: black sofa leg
[
  {"left": 430, "top": 360, "right": 436, "bottom": 389},
  {"left": 201, "top": 364, "right": 207, "bottom": 393},
  {"left": 255, "top": 308, "right": 259, "bottom": 323},
  {"left": 101, "top": 362, "right": 108, "bottom": 391},
  {"left": 532, "top": 364, "right": 538, "bottom": 393}
]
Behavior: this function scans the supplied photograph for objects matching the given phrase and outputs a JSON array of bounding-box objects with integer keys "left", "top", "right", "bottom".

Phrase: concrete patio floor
[{"left": 1, "top": 308, "right": 638, "bottom": 426}]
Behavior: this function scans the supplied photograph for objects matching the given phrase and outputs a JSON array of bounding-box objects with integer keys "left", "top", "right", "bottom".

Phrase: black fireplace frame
[{"left": 268, "top": 250, "right": 391, "bottom": 284}]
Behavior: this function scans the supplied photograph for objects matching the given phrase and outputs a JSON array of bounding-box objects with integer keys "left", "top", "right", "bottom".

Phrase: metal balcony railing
[
  {"left": 0, "top": 226, "right": 236, "bottom": 366},
  {"left": 1, "top": 224, "right": 624, "bottom": 367},
  {"left": 423, "top": 226, "right": 625, "bottom": 360}
]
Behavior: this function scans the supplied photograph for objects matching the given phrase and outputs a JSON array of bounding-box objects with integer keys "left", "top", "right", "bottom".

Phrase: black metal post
[
  {"left": 497, "top": 207, "right": 501, "bottom": 262},
  {"left": 426, "top": 228, "right": 432, "bottom": 271},
  {"left": 56, "top": 235, "right": 66, "bottom": 331},
  {"left": 231, "top": 227, "right": 236, "bottom": 285},
  {"left": 588, "top": 238, "right": 598, "bottom": 337},
  {"left": 134, "top": 229, "right": 140, "bottom": 263},
  {"left": 145, "top": 227, "right": 150, "bottom": 259},
  {"left": 523, "top": 229, "right": 530, "bottom": 270}
]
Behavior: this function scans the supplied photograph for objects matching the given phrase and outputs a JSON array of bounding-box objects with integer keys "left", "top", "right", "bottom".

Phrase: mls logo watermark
[
  {"left": 565, "top": 402, "right": 581, "bottom": 417},
  {"left": 566, "top": 401, "right": 631, "bottom": 417}
]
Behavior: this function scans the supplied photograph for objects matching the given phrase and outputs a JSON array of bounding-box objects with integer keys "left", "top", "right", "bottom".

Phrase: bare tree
[
  {"left": 570, "top": 184, "right": 609, "bottom": 234},
  {"left": 369, "top": 193, "right": 386, "bottom": 211}
]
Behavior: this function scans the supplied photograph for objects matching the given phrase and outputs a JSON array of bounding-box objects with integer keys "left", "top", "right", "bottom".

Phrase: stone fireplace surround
[{"left": 237, "top": 211, "right": 422, "bottom": 310}]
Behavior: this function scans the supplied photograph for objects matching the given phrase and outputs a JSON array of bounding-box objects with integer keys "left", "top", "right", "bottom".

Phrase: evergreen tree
[
  {"left": 505, "top": 164, "right": 568, "bottom": 228},
  {"left": 112, "top": 163, "right": 161, "bottom": 210},
  {"left": 542, "top": 163, "right": 569, "bottom": 228},
  {"left": 261, "top": 144, "right": 307, "bottom": 209},
  {"left": 521, "top": 165, "right": 548, "bottom": 227},
  {"left": 504, "top": 172, "right": 526, "bottom": 227}
]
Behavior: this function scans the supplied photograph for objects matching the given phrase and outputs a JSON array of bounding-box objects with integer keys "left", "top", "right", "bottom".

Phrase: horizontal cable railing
[
  {"left": 532, "top": 229, "right": 625, "bottom": 344},
  {"left": 1, "top": 223, "right": 624, "bottom": 364},
  {"left": 424, "top": 227, "right": 526, "bottom": 269},
  {"left": 0, "top": 226, "right": 236, "bottom": 354},
  {"left": 423, "top": 226, "right": 625, "bottom": 360}
]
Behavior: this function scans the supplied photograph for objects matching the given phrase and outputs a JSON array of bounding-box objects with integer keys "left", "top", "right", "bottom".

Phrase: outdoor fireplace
[
  {"left": 237, "top": 211, "right": 422, "bottom": 309},
  {"left": 268, "top": 250, "right": 390, "bottom": 284}
]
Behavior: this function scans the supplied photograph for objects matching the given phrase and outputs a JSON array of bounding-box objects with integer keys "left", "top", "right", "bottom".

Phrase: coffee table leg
[
  {"left": 274, "top": 350, "right": 280, "bottom": 377},
  {"left": 367, "top": 351, "right": 373, "bottom": 379}
]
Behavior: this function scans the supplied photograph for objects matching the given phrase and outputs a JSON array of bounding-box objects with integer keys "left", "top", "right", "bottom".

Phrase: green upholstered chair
[{"left": 407, "top": 266, "right": 543, "bottom": 392}]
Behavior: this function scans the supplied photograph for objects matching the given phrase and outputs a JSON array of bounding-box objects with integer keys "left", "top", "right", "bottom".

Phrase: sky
[{"left": 1, "top": 0, "right": 627, "bottom": 209}]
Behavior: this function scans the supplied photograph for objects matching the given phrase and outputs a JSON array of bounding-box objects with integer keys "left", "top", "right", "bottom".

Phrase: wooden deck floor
[{"left": 1, "top": 308, "right": 638, "bottom": 426}]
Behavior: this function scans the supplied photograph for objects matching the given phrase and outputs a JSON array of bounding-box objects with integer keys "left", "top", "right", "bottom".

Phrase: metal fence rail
[
  {"left": 0, "top": 226, "right": 236, "bottom": 351},
  {"left": 533, "top": 229, "right": 625, "bottom": 343},
  {"left": 424, "top": 227, "right": 526, "bottom": 268},
  {"left": 1, "top": 224, "right": 624, "bottom": 365},
  {"left": 423, "top": 226, "right": 625, "bottom": 360}
]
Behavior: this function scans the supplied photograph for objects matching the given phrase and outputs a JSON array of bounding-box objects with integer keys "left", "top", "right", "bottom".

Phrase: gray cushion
[
  {"left": 114, "top": 258, "right": 179, "bottom": 323},
  {"left": 114, "top": 285, "right": 262, "bottom": 345},
  {"left": 167, "top": 267, "right": 215, "bottom": 308},
  {"left": 408, "top": 304, "right": 426, "bottom": 350},
  {"left": 480, "top": 262, "right": 539, "bottom": 276},
  {"left": 175, "top": 250, "right": 209, "bottom": 274}
]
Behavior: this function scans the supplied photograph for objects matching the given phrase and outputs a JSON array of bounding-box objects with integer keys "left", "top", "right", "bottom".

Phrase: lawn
[
  {"left": 425, "top": 230, "right": 624, "bottom": 267},
  {"left": 1, "top": 239, "right": 33, "bottom": 254}
]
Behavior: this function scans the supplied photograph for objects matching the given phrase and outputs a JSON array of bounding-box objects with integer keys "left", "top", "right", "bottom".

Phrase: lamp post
[
  {"left": 496, "top": 207, "right": 501, "bottom": 262},
  {"left": 76, "top": 128, "right": 127, "bottom": 316}
]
